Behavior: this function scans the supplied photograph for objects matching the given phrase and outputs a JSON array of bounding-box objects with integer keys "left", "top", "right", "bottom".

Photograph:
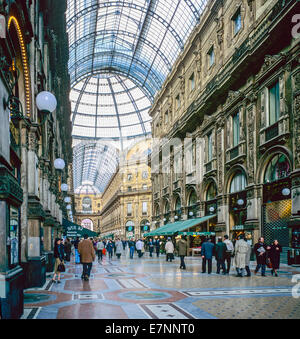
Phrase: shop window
[
  {"left": 268, "top": 81, "right": 280, "bottom": 126},
  {"left": 230, "top": 171, "right": 247, "bottom": 193},
  {"left": 264, "top": 154, "right": 291, "bottom": 184},
  {"left": 8, "top": 206, "right": 20, "bottom": 268}
]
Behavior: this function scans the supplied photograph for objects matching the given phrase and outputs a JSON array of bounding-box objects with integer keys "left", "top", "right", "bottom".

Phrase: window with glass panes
[
  {"left": 269, "top": 81, "right": 280, "bottom": 126},
  {"left": 207, "top": 132, "right": 213, "bottom": 162},
  {"left": 189, "top": 73, "right": 195, "bottom": 91},
  {"left": 233, "top": 111, "right": 240, "bottom": 147},
  {"left": 142, "top": 202, "right": 148, "bottom": 215},
  {"left": 208, "top": 47, "right": 215, "bottom": 67},
  {"left": 232, "top": 8, "right": 241, "bottom": 35},
  {"left": 127, "top": 203, "right": 132, "bottom": 216}
]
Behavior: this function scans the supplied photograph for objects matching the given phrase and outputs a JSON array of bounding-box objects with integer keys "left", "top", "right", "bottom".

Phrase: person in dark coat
[
  {"left": 215, "top": 237, "right": 227, "bottom": 275},
  {"left": 269, "top": 240, "right": 282, "bottom": 277},
  {"left": 201, "top": 238, "right": 215, "bottom": 274},
  {"left": 52, "top": 238, "right": 65, "bottom": 283},
  {"left": 154, "top": 238, "right": 160, "bottom": 258},
  {"left": 178, "top": 236, "right": 188, "bottom": 269},
  {"left": 254, "top": 237, "right": 268, "bottom": 276},
  {"left": 64, "top": 238, "right": 72, "bottom": 262},
  {"left": 148, "top": 238, "right": 154, "bottom": 257},
  {"left": 106, "top": 240, "right": 114, "bottom": 260}
]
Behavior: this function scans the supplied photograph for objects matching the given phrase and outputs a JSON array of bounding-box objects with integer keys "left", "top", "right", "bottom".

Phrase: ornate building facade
[
  {"left": 0, "top": 0, "right": 71, "bottom": 319},
  {"left": 150, "top": 0, "right": 300, "bottom": 249},
  {"left": 74, "top": 184, "right": 102, "bottom": 234},
  {"left": 100, "top": 139, "right": 152, "bottom": 240}
]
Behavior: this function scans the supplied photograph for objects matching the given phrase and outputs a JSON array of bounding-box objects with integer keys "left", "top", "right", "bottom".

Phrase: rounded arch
[
  {"left": 173, "top": 194, "right": 182, "bottom": 211},
  {"left": 256, "top": 146, "right": 293, "bottom": 184},
  {"left": 8, "top": 15, "right": 31, "bottom": 116},
  {"left": 81, "top": 219, "right": 93, "bottom": 231},
  {"left": 163, "top": 199, "right": 170, "bottom": 214},
  {"left": 187, "top": 188, "right": 198, "bottom": 206},
  {"left": 224, "top": 165, "right": 248, "bottom": 194}
]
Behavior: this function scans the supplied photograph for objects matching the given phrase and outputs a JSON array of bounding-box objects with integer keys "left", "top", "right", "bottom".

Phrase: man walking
[
  {"left": 78, "top": 234, "right": 95, "bottom": 281},
  {"left": 254, "top": 237, "right": 268, "bottom": 276},
  {"left": 201, "top": 238, "right": 215, "bottom": 274},
  {"left": 165, "top": 238, "right": 175, "bottom": 262},
  {"left": 128, "top": 238, "right": 135, "bottom": 259},
  {"left": 96, "top": 239, "right": 104, "bottom": 261},
  {"left": 234, "top": 235, "right": 249, "bottom": 277},
  {"left": 154, "top": 238, "right": 160, "bottom": 258},
  {"left": 223, "top": 235, "right": 234, "bottom": 274},
  {"left": 136, "top": 239, "right": 144, "bottom": 258},
  {"left": 148, "top": 238, "right": 154, "bottom": 257},
  {"left": 178, "top": 236, "right": 188, "bottom": 269},
  {"left": 215, "top": 237, "right": 227, "bottom": 274}
]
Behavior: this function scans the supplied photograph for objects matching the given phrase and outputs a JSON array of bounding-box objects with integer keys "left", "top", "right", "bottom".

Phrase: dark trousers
[
  {"left": 245, "top": 266, "right": 251, "bottom": 276},
  {"left": 116, "top": 253, "right": 121, "bottom": 259},
  {"left": 166, "top": 253, "right": 173, "bottom": 262},
  {"left": 130, "top": 247, "right": 135, "bottom": 259},
  {"left": 225, "top": 252, "right": 232, "bottom": 273},
  {"left": 97, "top": 250, "right": 103, "bottom": 261},
  {"left": 216, "top": 259, "right": 226, "bottom": 274},
  {"left": 82, "top": 263, "right": 92, "bottom": 278},
  {"left": 156, "top": 249, "right": 160, "bottom": 257},
  {"left": 255, "top": 264, "right": 266, "bottom": 275},
  {"left": 65, "top": 253, "right": 71, "bottom": 262},
  {"left": 202, "top": 258, "right": 212, "bottom": 273},
  {"left": 108, "top": 251, "right": 113, "bottom": 259},
  {"left": 180, "top": 255, "right": 186, "bottom": 269},
  {"left": 149, "top": 248, "right": 154, "bottom": 257}
]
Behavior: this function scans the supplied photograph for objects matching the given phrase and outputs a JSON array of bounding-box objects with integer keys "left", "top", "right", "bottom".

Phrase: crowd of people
[{"left": 51, "top": 234, "right": 283, "bottom": 283}]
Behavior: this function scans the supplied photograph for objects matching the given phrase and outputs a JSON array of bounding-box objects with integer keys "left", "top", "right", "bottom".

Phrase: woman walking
[
  {"left": 53, "top": 238, "right": 65, "bottom": 284},
  {"left": 165, "top": 238, "right": 175, "bottom": 262},
  {"left": 115, "top": 239, "right": 123, "bottom": 259},
  {"left": 106, "top": 240, "right": 114, "bottom": 260},
  {"left": 269, "top": 240, "right": 282, "bottom": 277},
  {"left": 64, "top": 238, "right": 72, "bottom": 262}
]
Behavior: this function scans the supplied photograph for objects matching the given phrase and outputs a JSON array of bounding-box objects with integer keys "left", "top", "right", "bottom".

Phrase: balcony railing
[
  {"left": 230, "top": 146, "right": 239, "bottom": 160},
  {"left": 265, "top": 122, "right": 279, "bottom": 142}
]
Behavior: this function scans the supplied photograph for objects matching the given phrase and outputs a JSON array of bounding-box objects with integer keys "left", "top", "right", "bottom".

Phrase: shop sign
[
  {"left": 179, "top": 232, "right": 216, "bottom": 236},
  {"left": 233, "top": 225, "right": 244, "bottom": 231}
]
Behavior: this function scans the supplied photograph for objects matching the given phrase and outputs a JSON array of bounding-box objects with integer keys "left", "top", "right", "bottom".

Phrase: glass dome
[
  {"left": 71, "top": 74, "right": 152, "bottom": 144},
  {"left": 73, "top": 141, "right": 119, "bottom": 193}
]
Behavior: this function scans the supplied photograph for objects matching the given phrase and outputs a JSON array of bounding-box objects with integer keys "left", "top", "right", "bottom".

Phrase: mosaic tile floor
[{"left": 22, "top": 250, "right": 300, "bottom": 319}]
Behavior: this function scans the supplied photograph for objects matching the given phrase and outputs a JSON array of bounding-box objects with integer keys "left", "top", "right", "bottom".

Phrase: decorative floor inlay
[
  {"left": 73, "top": 294, "right": 104, "bottom": 300},
  {"left": 183, "top": 288, "right": 293, "bottom": 297},
  {"left": 23, "top": 252, "right": 300, "bottom": 319},
  {"left": 140, "top": 304, "right": 195, "bottom": 319}
]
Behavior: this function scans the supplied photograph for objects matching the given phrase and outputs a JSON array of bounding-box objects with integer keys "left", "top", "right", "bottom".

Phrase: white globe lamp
[
  {"left": 36, "top": 91, "right": 57, "bottom": 113},
  {"left": 61, "top": 184, "right": 68, "bottom": 192}
]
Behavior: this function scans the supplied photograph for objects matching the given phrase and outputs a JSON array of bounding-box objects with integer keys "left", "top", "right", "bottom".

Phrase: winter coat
[
  {"left": 165, "top": 241, "right": 174, "bottom": 254},
  {"left": 201, "top": 241, "right": 215, "bottom": 260},
  {"left": 178, "top": 239, "right": 188, "bottom": 256},
  {"left": 54, "top": 244, "right": 64, "bottom": 261},
  {"left": 269, "top": 244, "right": 282, "bottom": 269},
  {"left": 254, "top": 242, "right": 268, "bottom": 265},
  {"left": 64, "top": 241, "right": 72, "bottom": 254},
  {"left": 245, "top": 241, "right": 252, "bottom": 266},
  {"left": 136, "top": 240, "right": 144, "bottom": 251},
  {"left": 78, "top": 239, "right": 95, "bottom": 263},
  {"left": 234, "top": 239, "right": 250, "bottom": 269},
  {"left": 215, "top": 242, "right": 227, "bottom": 260},
  {"left": 115, "top": 241, "right": 123, "bottom": 254},
  {"left": 106, "top": 242, "right": 113, "bottom": 253}
]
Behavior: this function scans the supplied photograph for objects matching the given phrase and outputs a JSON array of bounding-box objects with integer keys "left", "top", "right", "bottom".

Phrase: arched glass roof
[
  {"left": 75, "top": 183, "right": 101, "bottom": 195},
  {"left": 73, "top": 141, "right": 119, "bottom": 192},
  {"left": 67, "top": 0, "right": 208, "bottom": 97},
  {"left": 70, "top": 74, "right": 152, "bottom": 146}
]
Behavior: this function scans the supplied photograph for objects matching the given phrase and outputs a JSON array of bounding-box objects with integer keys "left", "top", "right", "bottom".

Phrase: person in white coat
[
  {"left": 165, "top": 238, "right": 175, "bottom": 262},
  {"left": 136, "top": 239, "right": 144, "bottom": 258},
  {"left": 234, "top": 235, "right": 251, "bottom": 277}
]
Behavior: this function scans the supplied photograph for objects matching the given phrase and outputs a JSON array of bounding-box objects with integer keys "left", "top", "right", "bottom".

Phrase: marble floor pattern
[{"left": 22, "top": 250, "right": 300, "bottom": 319}]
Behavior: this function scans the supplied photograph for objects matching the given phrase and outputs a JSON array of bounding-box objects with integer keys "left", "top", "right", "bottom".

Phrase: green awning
[
  {"left": 63, "top": 219, "right": 99, "bottom": 238},
  {"left": 144, "top": 215, "right": 216, "bottom": 237}
]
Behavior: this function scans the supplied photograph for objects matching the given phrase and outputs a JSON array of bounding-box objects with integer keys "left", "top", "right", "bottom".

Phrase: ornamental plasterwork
[{"left": 256, "top": 53, "right": 286, "bottom": 80}]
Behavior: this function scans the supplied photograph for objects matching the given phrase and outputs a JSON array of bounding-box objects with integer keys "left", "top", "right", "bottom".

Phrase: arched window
[
  {"left": 154, "top": 203, "right": 160, "bottom": 217},
  {"left": 82, "top": 197, "right": 92, "bottom": 212},
  {"left": 188, "top": 190, "right": 197, "bottom": 206},
  {"left": 206, "top": 182, "right": 217, "bottom": 201},
  {"left": 126, "top": 221, "right": 135, "bottom": 231},
  {"left": 81, "top": 219, "right": 93, "bottom": 230},
  {"left": 164, "top": 201, "right": 170, "bottom": 214},
  {"left": 264, "top": 154, "right": 291, "bottom": 184},
  {"left": 230, "top": 171, "right": 247, "bottom": 194},
  {"left": 175, "top": 196, "right": 181, "bottom": 211}
]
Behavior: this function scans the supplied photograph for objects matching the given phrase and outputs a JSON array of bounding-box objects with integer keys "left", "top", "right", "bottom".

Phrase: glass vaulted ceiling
[{"left": 67, "top": 0, "right": 208, "bottom": 192}]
